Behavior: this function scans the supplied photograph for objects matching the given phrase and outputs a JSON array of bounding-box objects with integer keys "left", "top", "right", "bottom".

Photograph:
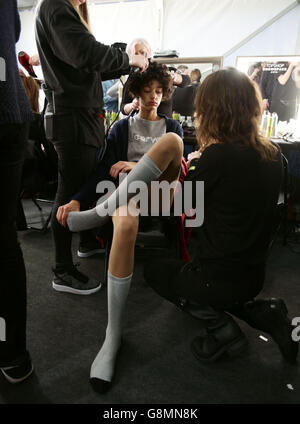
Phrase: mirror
[
  {"left": 154, "top": 56, "right": 223, "bottom": 118},
  {"left": 152, "top": 57, "right": 223, "bottom": 156},
  {"left": 236, "top": 56, "right": 300, "bottom": 124}
]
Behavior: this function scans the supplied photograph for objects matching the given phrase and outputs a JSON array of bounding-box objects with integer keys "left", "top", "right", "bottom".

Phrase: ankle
[
  {"left": 54, "top": 263, "right": 74, "bottom": 274},
  {"left": 104, "top": 329, "right": 122, "bottom": 345}
]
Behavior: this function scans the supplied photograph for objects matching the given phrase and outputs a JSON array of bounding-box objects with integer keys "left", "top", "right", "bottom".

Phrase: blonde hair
[
  {"left": 69, "top": 0, "right": 92, "bottom": 33},
  {"left": 126, "top": 38, "right": 152, "bottom": 58}
]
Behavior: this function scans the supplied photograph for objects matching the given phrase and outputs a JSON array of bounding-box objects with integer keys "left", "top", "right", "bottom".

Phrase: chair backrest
[
  {"left": 172, "top": 84, "right": 197, "bottom": 117},
  {"left": 22, "top": 113, "right": 58, "bottom": 195}
]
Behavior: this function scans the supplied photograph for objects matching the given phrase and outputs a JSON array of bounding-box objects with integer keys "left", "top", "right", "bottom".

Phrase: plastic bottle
[
  {"left": 187, "top": 116, "right": 193, "bottom": 127},
  {"left": 260, "top": 111, "right": 269, "bottom": 136},
  {"left": 105, "top": 111, "right": 110, "bottom": 130},
  {"left": 267, "top": 113, "right": 273, "bottom": 138},
  {"left": 271, "top": 112, "right": 278, "bottom": 137},
  {"left": 111, "top": 111, "right": 117, "bottom": 126}
]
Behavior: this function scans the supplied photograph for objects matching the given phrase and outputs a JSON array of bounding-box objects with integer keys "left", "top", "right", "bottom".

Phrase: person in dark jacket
[
  {"left": 0, "top": 0, "right": 34, "bottom": 383},
  {"left": 56, "top": 62, "right": 183, "bottom": 393},
  {"left": 270, "top": 62, "right": 300, "bottom": 121},
  {"left": 35, "top": 0, "right": 148, "bottom": 295}
]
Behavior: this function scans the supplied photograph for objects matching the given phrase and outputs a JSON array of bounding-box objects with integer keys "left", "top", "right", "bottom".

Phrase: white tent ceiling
[
  {"left": 17, "top": 0, "right": 300, "bottom": 63},
  {"left": 162, "top": 0, "right": 298, "bottom": 57},
  {"left": 17, "top": 0, "right": 144, "bottom": 8}
]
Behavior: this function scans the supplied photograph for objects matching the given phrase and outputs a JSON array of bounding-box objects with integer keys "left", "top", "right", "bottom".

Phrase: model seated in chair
[
  {"left": 144, "top": 68, "right": 299, "bottom": 365},
  {"left": 56, "top": 61, "right": 184, "bottom": 392},
  {"left": 57, "top": 61, "right": 183, "bottom": 226}
]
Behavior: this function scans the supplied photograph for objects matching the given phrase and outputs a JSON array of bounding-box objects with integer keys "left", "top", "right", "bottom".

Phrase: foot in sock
[
  {"left": 67, "top": 154, "right": 162, "bottom": 232},
  {"left": 89, "top": 333, "right": 122, "bottom": 393},
  {"left": 89, "top": 272, "right": 132, "bottom": 393},
  {"left": 68, "top": 208, "right": 108, "bottom": 233}
]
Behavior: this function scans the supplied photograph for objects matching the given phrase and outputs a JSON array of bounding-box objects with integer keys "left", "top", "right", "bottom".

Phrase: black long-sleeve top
[
  {"left": 185, "top": 143, "right": 282, "bottom": 267},
  {"left": 35, "top": 0, "right": 130, "bottom": 110},
  {"left": 259, "top": 69, "right": 277, "bottom": 105},
  {"left": 0, "top": 0, "right": 33, "bottom": 124}
]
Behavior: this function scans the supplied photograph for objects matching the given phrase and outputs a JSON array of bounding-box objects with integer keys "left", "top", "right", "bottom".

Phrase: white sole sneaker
[
  {"left": 52, "top": 281, "right": 102, "bottom": 295},
  {"left": 77, "top": 248, "right": 105, "bottom": 258},
  {"left": 1, "top": 364, "right": 34, "bottom": 384}
]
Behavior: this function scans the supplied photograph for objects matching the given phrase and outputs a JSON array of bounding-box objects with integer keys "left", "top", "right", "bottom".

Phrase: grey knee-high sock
[
  {"left": 90, "top": 272, "right": 132, "bottom": 383},
  {"left": 67, "top": 154, "right": 162, "bottom": 232}
]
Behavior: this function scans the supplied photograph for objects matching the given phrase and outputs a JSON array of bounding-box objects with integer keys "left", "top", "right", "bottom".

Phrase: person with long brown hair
[
  {"left": 143, "top": 67, "right": 298, "bottom": 365},
  {"left": 35, "top": 0, "right": 148, "bottom": 295},
  {"left": 20, "top": 75, "right": 40, "bottom": 113}
]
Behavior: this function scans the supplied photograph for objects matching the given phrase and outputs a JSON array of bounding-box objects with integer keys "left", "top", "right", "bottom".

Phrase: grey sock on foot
[
  {"left": 67, "top": 154, "right": 162, "bottom": 232},
  {"left": 67, "top": 209, "right": 109, "bottom": 232},
  {"left": 90, "top": 272, "right": 132, "bottom": 383}
]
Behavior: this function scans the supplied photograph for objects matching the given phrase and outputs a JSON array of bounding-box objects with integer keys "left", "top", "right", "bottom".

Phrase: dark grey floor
[{"left": 0, "top": 200, "right": 300, "bottom": 404}]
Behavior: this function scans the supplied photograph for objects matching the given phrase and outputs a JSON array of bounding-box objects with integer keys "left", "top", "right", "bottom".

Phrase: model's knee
[
  {"left": 113, "top": 216, "right": 138, "bottom": 244},
  {"left": 161, "top": 133, "right": 183, "bottom": 157}
]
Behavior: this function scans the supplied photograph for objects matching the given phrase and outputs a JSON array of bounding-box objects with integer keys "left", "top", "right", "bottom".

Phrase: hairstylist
[{"left": 35, "top": 0, "right": 148, "bottom": 295}]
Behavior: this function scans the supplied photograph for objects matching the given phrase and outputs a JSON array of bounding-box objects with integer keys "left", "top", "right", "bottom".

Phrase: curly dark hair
[{"left": 127, "top": 61, "right": 173, "bottom": 100}]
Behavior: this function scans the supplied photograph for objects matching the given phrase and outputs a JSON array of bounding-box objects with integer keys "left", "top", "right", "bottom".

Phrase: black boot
[
  {"left": 230, "top": 298, "right": 298, "bottom": 364},
  {"left": 190, "top": 312, "right": 248, "bottom": 363}
]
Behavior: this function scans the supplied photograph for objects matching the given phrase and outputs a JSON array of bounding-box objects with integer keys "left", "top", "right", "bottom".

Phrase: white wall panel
[
  {"left": 224, "top": 4, "right": 300, "bottom": 67},
  {"left": 89, "top": 0, "right": 158, "bottom": 49},
  {"left": 17, "top": 9, "right": 45, "bottom": 80},
  {"left": 162, "top": 0, "right": 297, "bottom": 57},
  {"left": 16, "top": 0, "right": 299, "bottom": 76}
]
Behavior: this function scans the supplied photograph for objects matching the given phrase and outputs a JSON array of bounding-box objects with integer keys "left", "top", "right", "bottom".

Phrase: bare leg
[
  {"left": 90, "top": 205, "right": 139, "bottom": 393},
  {"left": 109, "top": 205, "right": 139, "bottom": 277},
  {"left": 147, "top": 132, "right": 183, "bottom": 184},
  {"left": 148, "top": 133, "right": 183, "bottom": 212}
]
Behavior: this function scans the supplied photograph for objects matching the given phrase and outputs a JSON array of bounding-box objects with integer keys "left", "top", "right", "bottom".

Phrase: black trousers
[
  {"left": 144, "top": 258, "right": 265, "bottom": 323},
  {"left": 50, "top": 112, "right": 99, "bottom": 269},
  {"left": 0, "top": 122, "right": 29, "bottom": 366}
]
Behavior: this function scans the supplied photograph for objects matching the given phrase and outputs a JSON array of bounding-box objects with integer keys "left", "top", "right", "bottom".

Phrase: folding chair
[{"left": 17, "top": 113, "right": 58, "bottom": 233}]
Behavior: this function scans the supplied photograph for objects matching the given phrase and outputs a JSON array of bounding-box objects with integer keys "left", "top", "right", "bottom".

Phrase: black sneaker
[
  {"left": 77, "top": 237, "right": 105, "bottom": 258},
  {"left": 52, "top": 265, "right": 102, "bottom": 295},
  {"left": 1, "top": 354, "right": 33, "bottom": 384}
]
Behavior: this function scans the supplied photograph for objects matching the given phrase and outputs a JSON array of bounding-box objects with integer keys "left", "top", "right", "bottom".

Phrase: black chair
[
  {"left": 17, "top": 113, "right": 58, "bottom": 233},
  {"left": 172, "top": 84, "right": 197, "bottom": 117}
]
